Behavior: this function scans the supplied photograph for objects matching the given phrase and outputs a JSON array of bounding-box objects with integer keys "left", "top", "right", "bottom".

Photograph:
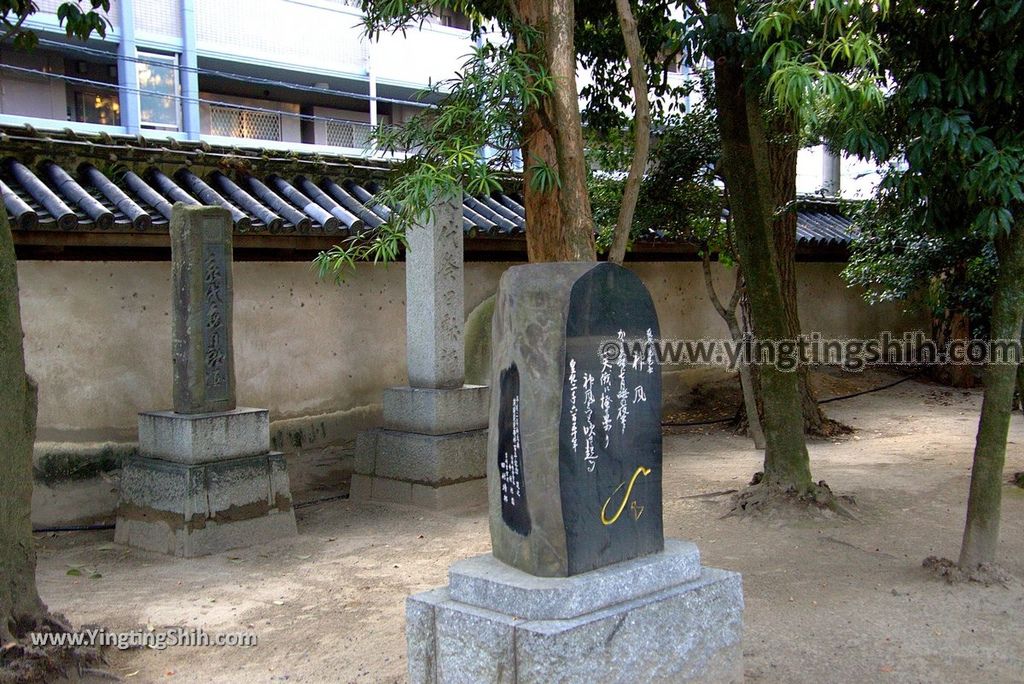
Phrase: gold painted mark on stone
[{"left": 600, "top": 466, "right": 651, "bottom": 526}]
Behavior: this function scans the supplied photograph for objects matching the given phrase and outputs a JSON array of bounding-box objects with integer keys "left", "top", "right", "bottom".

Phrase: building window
[
  {"left": 137, "top": 52, "right": 180, "bottom": 130},
  {"left": 72, "top": 90, "right": 120, "bottom": 126}
]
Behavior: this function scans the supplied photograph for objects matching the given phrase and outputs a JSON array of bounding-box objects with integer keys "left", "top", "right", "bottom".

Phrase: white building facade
[
  {"left": 0, "top": 0, "right": 472, "bottom": 154},
  {"left": 0, "top": 0, "right": 874, "bottom": 196}
]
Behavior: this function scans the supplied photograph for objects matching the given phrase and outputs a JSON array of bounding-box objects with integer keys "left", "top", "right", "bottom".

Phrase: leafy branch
[{"left": 315, "top": 14, "right": 553, "bottom": 282}]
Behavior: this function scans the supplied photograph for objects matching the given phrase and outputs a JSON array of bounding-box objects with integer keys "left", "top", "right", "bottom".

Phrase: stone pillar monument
[
  {"left": 351, "top": 194, "right": 489, "bottom": 508},
  {"left": 405, "top": 263, "right": 744, "bottom": 682},
  {"left": 115, "top": 205, "right": 297, "bottom": 557}
]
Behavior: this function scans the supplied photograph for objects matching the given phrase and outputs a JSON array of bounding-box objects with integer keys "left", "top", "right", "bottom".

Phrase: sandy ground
[{"left": 35, "top": 374, "right": 1024, "bottom": 683}]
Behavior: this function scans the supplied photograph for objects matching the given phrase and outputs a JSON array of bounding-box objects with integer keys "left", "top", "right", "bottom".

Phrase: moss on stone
[
  {"left": 32, "top": 443, "right": 136, "bottom": 485},
  {"left": 464, "top": 294, "right": 496, "bottom": 386}
]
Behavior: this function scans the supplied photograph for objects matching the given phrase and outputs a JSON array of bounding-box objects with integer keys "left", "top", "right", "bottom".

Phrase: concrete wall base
[
  {"left": 114, "top": 452, "right": 297, "bottom": 557},
  {"left": 406, "top": 541, "right": 744, "bottom": 683}
]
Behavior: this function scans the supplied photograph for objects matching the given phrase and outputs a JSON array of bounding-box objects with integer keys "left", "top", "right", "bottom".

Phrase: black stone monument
[{"left": 488, "top": 262, "right": 663, "bottom": 576}]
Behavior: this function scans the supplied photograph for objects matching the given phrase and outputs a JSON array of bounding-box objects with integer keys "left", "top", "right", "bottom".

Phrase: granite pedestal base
[
  {"left": 406, "top": 540, "right": 744, "bottom": 683},
  {"left": 116, "top": 409, "right": 297, "bottom": 557},
  {"left": 352, "top": 386, "right": 489, "bottom": 509},
  {"left": 137, "top": 408, "right": 270, "bottom": 463}
]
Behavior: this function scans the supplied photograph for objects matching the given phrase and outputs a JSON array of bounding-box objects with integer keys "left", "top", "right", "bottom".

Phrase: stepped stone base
[
  {"left": 115, "top": 452, "right": 297, "bottom": 557},
  {"left": 383, "top": 385, "right": 489, "bottom": 435},
  {"left": 138, "top": 408, "right": 270, "bottom": 464},
  {"left": 407, "top": 540, "right": 744, "bottom": 683},
  {"left": 353, "top": 385, "right": 489, "bottom": 509}
]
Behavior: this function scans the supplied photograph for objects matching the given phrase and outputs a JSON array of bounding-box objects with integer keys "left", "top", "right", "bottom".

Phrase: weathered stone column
[
  {"left": 405, "top": 263, "right": 744, "bottom": 682},
  {"left": 171, "top": 206, "right": 236, "bottom": 413},
  {"left": 115, "top": 205, "right": 296, "bottom": 557},
  {"left": 352, "top": 194, "right": 490, "bottom": 508},
  {"left": 405, "top": 197, "right": 464, "bottom": 389}
]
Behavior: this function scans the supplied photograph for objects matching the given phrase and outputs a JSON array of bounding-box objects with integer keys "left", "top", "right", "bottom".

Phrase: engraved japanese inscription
[{"left": 171, "top": 205, "right": 236, "bottom": 414}]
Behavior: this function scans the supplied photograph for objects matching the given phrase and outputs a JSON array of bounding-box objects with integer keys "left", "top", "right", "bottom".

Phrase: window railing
[{"left": 208, "top": 105, "right": 283, "bottom": 141}]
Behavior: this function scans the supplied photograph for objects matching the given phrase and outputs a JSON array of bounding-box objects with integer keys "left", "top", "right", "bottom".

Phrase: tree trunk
[
  {"left": 702, "top": 253, "right": 765, "bottom": 449},
  {"left": 765, "top": 111, "right": 828, "bottom": 432},
  {"left": 521, "top": 106, "right": 568, "bottom": 261},
  {"left": 958, "top": 221, "right": 1024, "bottom": 571},
  {"left": 517, "top": 0, "right": 595, "bottom": 263},
  {"left": 708, "top": 0, "right": 812, "bottom": 492},
  {"left": 941, "top": 309, "right": 976, "bottom": 388},
  {"left": 607, "top": 0, "right": 650, "bottom": 266},
  {"left": 1016, "top": 359, "right": 1024, "bottom": 414},
  {"left": 0, "top": 210, "right": 45, "bottom": 644}
]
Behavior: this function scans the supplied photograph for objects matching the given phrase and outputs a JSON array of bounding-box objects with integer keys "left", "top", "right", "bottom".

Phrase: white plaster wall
[{"left": 16, "top": 259, "right": 923, "bottom": 444}]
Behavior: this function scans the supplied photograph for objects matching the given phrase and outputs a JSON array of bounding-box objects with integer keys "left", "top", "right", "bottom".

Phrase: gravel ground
[{"left": 35, "top": 376, "right": 1024, "bottom": 683}]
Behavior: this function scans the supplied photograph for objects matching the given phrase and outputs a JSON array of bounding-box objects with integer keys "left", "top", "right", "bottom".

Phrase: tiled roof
[
  {"left": 1, "top": 157, "right": 526, "bottom": 238},
  {"left": 795, "top": 206, "right": 855, "bottom": 247},
  {"left": 0, "top": 126, "right": 854, "bottom": 248}
]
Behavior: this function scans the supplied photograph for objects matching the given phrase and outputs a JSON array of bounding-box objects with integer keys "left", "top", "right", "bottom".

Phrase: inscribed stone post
[{"left": 171, "top": 204, "right": 236, "bottom": 414}]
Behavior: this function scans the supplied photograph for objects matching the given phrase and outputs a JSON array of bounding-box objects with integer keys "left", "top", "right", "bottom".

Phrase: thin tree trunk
[
  {"left": 0, "top": 210, "right": 46, "bottom": 644},
  {"left": 958, "top": 221, "right": 1024, "bottom": 571},
  {"left": 702, "top": 251, "right": 765, "bottom": 449},
  {"left": 947, "top": 309, "right": 976, "bottom": 388},
  {"left": 516, "top": 0, "right": 594, "bottom": 263},
  {"left": 1016, "top": 359, "right": 1024, "bottom": 414},
  {"left": 607, "top": 0, "right": 650, "bottom": 266},
  {"left": 708, "top": 0, "right": 812, "bottom": 492},
  {"left": 766, "top": 111, "right": 828, "bottom": 432}
]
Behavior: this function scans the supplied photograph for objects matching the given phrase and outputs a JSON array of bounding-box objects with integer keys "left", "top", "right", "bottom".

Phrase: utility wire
[
  {"left": 35, "top": 37, "right": 440, "bottom": 110},
  {"left": 661, "top": 371, "right": 924, "bottom": 428}
]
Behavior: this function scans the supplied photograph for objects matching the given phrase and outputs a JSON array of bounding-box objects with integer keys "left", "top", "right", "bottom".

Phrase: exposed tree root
[
  {"left": 0, "top": 610, "right": 107, "bottom": 684},
  {"left": 922, "top": 557, "right": 1016, "bottom": 587},
  {"left": 723, "top": 475, "right": 858, "bottom": 520},
  {"left": 807, "top": 417, "right": 854, "bottom": 439},
  {"left": 732, "top": 412, "right": 853, "bottom": 441}
]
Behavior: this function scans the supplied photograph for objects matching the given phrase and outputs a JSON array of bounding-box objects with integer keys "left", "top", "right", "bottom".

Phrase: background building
[
  {"left": 0, "top": 0, "right": 472, "bottom": 154},
  {"left": 0, "top": 0, "right": 877, "bottom": 196}
]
